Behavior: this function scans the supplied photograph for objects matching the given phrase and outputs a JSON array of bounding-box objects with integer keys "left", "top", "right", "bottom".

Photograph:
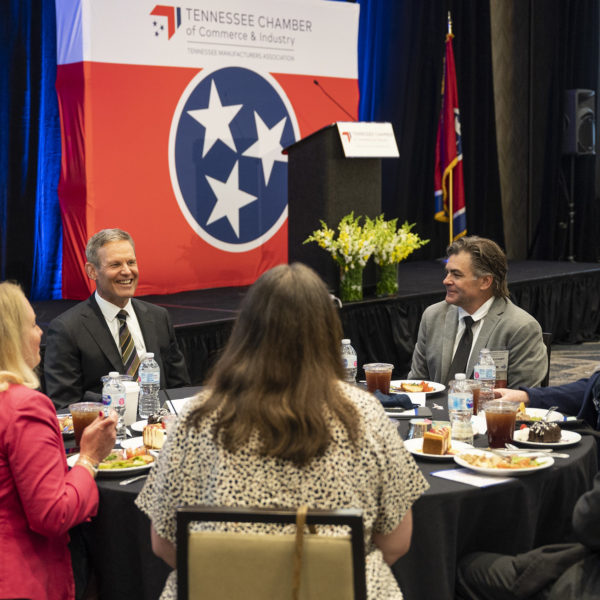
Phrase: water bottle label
[
  {"left": 140, "top": 372, "right": 160, "bottom": 384},
  {"left": 448, "top": 393, "right": 473, "bottom": 411},
  {"left": 474, "top": 366, "right": 496, "bottom": 380},
  {"left": 102, "top": 393, "right": 111, "bottom": 408},
  {"left": 343, "top": 358, "right": 358, "bottom": 369}
]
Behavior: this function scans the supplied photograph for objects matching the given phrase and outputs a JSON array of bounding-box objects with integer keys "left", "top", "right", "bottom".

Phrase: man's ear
[
  {"left": 479, "top": 274, "right": 493, "bottom": 291},
  {"left": 85, "top": 262, "right": 97, "bottom": 281}
]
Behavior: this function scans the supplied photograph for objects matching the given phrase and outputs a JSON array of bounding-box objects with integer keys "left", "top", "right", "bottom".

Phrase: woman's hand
[{"left": 79, "top": 411, "right": 118, "bottom": 464}]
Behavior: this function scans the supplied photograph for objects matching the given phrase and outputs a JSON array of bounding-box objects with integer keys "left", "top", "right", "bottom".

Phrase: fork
[{"left": 119, "top": 474, "right": 148, "bottom": 486}]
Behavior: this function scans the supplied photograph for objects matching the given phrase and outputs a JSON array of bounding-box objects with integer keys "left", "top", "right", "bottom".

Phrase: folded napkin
[{"left": 374, "top": 390, "right": 416, "bottom": 410}]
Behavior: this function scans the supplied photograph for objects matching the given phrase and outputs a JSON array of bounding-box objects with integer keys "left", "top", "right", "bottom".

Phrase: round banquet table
[{"left": 71, "top": 389, "right": 598, "bottom": 600}]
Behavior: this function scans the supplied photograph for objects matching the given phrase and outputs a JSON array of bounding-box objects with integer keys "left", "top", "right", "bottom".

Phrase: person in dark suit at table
[
  {"left": 0, "top": 281, "right": 117, "bottom": 600},
  {"left": 455, "top": 469, "right": 600, "bottom": 599},
  {"left": 44, "top": 228, "right": 190, "bottom": 410},
  {"left": 407, "top": 236, "right": 547, "bottom": 387},
  {"left": 495, "top": 370, "right": 600, "bottom": 429}
]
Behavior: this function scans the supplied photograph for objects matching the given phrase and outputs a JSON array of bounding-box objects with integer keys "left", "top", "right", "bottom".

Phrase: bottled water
[
  {"left": 341, "top": 339, "right": 357, "bottom": 383},
  {"left": 447, "top": 373, "right": 474, "bottom": 445},
  {"left": 473, "top": 348, "right": 496, "bottom": 406},
  {"left": 102, "top": 371, "right": 127, "bottom": 442},
  {"left": 138, "top": 352, "right": 161, "bottom": 419}
]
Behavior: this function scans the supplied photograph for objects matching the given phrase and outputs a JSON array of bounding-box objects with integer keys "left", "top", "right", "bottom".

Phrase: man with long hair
[{"left": 408, "top": 236, "right": 547, "bottom": 387}]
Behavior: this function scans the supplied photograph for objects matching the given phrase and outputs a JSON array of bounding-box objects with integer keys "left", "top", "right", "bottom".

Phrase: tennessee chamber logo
[
  {"left": 169, "top": 67, "right": 299, "bottom": 252},
  {"left": 150, "top": 5, "right": 182, "bottom": 39}
]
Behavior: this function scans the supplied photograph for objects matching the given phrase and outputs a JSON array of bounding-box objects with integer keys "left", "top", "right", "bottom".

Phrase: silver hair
[{"left": 85, "top": 229, "right": 135, "bottom": 266}]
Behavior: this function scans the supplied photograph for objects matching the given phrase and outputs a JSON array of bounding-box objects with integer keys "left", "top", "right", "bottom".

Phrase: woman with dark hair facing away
[
  {"left": 0, "top": 281, "right": 117, "bottom": 600},
  {"left": 136, "top": 263, "right": 428, "bottom": 599}
]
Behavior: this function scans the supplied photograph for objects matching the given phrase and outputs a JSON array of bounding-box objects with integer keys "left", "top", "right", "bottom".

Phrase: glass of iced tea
[
  {"left": 363, "top": 363, "right": 394, "bottom": 395},
  {"left": 69, "top": 402, "right": 103, "bottom": 446},
  {"left": 483, "top": 399, "right": 518, "bottom": 448},
  {"left": 466, "top": 379, "right": 481, "bottom": 415}
]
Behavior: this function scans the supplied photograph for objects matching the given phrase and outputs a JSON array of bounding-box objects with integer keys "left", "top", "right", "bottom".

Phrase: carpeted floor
[{"left": 549, "top": 341, "right": 600, "bottom": 387}]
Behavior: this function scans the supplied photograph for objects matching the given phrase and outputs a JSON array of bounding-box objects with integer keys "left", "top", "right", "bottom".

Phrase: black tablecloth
[{"left": 77, "top": 391, "right": 599, "bottom": 600}]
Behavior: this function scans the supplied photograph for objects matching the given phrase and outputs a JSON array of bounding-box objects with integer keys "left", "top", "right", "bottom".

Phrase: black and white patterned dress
[{"left": 135, "top": 382, "right": 429, "bottom": 599}]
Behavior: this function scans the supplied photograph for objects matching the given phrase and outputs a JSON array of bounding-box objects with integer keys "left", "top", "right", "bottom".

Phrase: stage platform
[{"left": 34, "top": 260, "right": 600, "bottom": 385}]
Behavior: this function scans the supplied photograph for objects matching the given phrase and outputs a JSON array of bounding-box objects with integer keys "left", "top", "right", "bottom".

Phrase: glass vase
[
  {"left": 339, "top": 265, "right": 364, "bottom": 302},
  {"left": 376, "top": 263, "right": 399, "bottom": 296}
]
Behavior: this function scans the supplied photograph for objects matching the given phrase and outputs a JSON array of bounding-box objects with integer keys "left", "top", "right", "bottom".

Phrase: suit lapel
[
  {"left": 82, "top": 296, "right": 125, "bottom": 372},
  {"left": 133, "top": 299, "right": 156, "bottom": 355},
  {"left": 467, "top": 297, "right": 507, "bottom": 375},
  {"left": 441, "top": 305, "right": 459, "bottom": 382}
]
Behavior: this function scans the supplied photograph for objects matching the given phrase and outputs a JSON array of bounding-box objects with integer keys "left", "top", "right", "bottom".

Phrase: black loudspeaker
[{"left": 563, "top": 89, "right": 596, "bottom": 155}]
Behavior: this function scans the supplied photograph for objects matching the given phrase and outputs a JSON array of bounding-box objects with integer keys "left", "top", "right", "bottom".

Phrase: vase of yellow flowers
[
  {"left": 304, "top": 213, "right": 375, "bottom": 302},
  {"left": 366, "top": 216, "right": 429, "bottom": 296}
]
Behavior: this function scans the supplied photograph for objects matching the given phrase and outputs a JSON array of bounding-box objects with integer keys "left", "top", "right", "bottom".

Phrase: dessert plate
[
  {"left": 131, "top": 420, "right": 148, "bottom": 432},
  {"left": 120, "top": 436, "right": 144, "bottom": 449},
  {"left": 512, "top": 428, "right": 581, "bottom": 448},
  {"left": 403, "top": 437, "right": 474, "bottom": 460}
]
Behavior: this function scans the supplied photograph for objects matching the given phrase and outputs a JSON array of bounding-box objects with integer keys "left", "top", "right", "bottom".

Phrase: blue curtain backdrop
[{"left": 0, "top": 0, "right": 62, "bottom": 299}]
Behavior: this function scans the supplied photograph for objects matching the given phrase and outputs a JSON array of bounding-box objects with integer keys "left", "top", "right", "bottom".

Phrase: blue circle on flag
[{"left": 170, "top": 67, "right": 298, "bottom": 251}]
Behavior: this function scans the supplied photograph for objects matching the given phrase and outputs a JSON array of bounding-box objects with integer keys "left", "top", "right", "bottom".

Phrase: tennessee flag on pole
[{"left": 434, "top": 30, "right": 466, "bottom": 241}]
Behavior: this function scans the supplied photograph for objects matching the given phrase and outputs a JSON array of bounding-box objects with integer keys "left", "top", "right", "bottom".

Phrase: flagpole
[{"left": 447, "top": 11, "right": 453, "bottom": 243}]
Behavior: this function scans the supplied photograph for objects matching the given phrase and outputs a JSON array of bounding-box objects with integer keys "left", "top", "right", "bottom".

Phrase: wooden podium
[{"left": 285, "top": 123, "right": 385, "bottom": 292}]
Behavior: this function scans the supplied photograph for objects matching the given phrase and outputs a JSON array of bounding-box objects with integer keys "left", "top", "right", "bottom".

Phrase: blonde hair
[{"left": 0, "top": 282, "right": 39, "bottom": 391}]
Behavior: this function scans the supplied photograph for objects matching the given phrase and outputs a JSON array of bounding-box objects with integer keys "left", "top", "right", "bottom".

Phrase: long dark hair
[{"left": 189, "top": 263, "right": 360, "bottom": 466}]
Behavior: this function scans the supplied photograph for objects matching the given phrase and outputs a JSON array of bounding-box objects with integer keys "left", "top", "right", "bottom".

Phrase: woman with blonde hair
[
  {"left": 137, "top": 263, "right": 428, "bottom": 599},
  {"left": 0, "top": 281, "right": 117, "bottom": 600}
]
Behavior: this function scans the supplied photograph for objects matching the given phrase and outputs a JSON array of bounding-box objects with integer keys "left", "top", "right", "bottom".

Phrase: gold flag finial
[{"left": 447, "top": 11, "right": 453, "bottom": 35}]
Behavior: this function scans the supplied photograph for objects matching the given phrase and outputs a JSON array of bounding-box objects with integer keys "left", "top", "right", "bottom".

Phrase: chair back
[
  {"left": 176, "top": 506, "right": 366, "bottom": 600},
  {"left": 541, "top": 332, "right": 552, "bottom": 387}
]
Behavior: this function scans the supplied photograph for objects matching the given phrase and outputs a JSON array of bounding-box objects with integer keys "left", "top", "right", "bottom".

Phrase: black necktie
[
  {"left": 117, "top": 310, "right": 140, "bottom": 379},
  {"left": 447, "top": 316, "right": 474, "bottom": 383}
]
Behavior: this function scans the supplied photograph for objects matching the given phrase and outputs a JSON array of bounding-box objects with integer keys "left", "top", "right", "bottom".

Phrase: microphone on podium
[{"left": 313, "top": 79, "right": 357, "bottom": 121}]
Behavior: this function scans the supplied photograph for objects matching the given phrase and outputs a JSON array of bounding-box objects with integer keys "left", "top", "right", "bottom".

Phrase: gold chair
[{"left": 176, "top": 505, "right": 367, "bottom": 600}]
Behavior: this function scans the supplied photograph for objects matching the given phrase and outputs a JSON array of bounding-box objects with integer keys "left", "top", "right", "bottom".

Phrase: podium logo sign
[{"left": 169, "top": 66, "right": 299, "bottom": 252}]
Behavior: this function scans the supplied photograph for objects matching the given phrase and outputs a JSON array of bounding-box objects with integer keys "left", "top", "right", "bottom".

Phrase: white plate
[
  {"left": 513, "top": 428, "right": 582, "bottom": 448},
  {"left": 403, "top": 437, "right": 474, "bottom": 460},
  {"left": 390, "top": 380, "right": 446, "bottom": 395},
  {"left": 454, "top": 449, "right": 554, "bottom": 476},
  {"left": 516, "top": 408, "right": 564, "bottom": 423},
  {"left": 120, "top": 436, "right": 144, "bottom": 449},
  {"left": 67, "top": 452, "right": 154, "bottom": 478},
  {"left": 131, "top": 420, "right": 148, "bottom": 432}
]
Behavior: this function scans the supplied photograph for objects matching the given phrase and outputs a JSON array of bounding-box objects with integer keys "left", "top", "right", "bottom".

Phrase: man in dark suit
[
  {"left": 495, "top": 370, "right": 600, "bottom": 430},
  {"left": 44, "top": 228, "right": 190, "bottom": 409},
  {"left": 456, "top": 468, "right": 600, "bottom": 599}
]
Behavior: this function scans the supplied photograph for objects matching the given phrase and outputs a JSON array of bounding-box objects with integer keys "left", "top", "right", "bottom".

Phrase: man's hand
[{"left": 494, "top": 388, "right": 529, "bottom": 404}]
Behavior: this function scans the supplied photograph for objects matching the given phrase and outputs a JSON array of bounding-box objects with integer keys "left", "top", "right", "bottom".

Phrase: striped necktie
[{"left": 117, "top": 310, "right": 140, "bottom": 379}]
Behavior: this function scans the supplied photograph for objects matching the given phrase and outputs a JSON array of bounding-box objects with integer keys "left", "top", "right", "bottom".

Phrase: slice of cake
[
  {"left": 143, "top": 423, "right": 167, "bottom": 449},
  {"left": 528, "top": 421, "right": 561, "bottom": 443},
  {"left": 422, "top": 426, "right": 452, "bottom": 455}
]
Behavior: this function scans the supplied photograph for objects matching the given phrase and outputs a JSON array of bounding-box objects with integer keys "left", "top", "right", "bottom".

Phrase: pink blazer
[{"left": 0, "top": 384, "right": 99, "bottom": 600}]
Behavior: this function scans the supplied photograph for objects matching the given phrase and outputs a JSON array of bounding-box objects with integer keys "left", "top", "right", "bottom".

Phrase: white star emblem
[
  {"left": 205, "top": 161, "right": 257, "bottom": 238},
  {"left": 242, "top": 112, "right": 288, "bottom": 185},
  {"left": 187, "top": 80, "right": 243, "bottom": 157}
]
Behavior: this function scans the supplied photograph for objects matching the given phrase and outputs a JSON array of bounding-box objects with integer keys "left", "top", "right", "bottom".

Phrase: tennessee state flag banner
[
  {"left": 54, "top": 0, "right": 359, "bottom": 299},
  {"left": 434, "top": 31, "right": 466, "bottom": 241}
]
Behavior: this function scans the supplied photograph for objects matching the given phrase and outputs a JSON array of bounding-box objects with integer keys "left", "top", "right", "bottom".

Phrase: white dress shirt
[
  {"left": 95, "top": 292, "right": 147, "bottom": 360},
  {"left": 451, "top": 296, "right": 495, "bottom": 364}
]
